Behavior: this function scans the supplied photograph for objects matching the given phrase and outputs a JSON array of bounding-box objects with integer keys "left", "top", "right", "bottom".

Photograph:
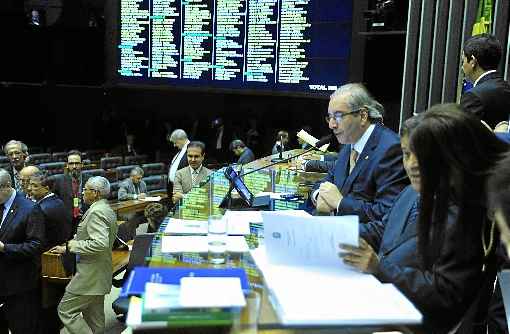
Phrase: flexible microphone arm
[{"left": 239, "top": 136, "right": 331, "bottom": 178}]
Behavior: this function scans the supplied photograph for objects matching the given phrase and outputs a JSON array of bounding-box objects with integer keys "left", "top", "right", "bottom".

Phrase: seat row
[{"left": 0, "top": 154, "right": 149, "bottom": 169}]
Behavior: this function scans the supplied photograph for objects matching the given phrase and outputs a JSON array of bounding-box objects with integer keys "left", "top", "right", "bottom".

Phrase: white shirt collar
[
  {"left": 38, "top": 192, "right": 55, "bottom": 202},
  {"left": 189, "top": 165, "right": 203, "bottom": 174},
  {"left": 474, "top": 70, "right": 497, "bottom": 87},
  {"left": 0, "top": 190, "right": 16, "bottom": 227},
  {"left": 168, "top": 140, "right": 190, "bottom": 182},
  {"left": 352, "top": 124, "right": 376, "bottom": 155}
]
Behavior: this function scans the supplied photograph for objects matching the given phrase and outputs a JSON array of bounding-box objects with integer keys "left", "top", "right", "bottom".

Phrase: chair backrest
[
  {"left": 108, "top": 181, "right": 120, "bottom": 200},
  {"left": 142, "top": 163, "right": 166, "bottom": 176},
  {"left": 39, "top": 162, "right": 65, "bottom": 176},
  {"left": 30, "top": 153, "right": 52, "bottom": 165},
  {"left": 52, "top": 152, "right": 68, "bottom": 162},
  {"left": 101, "top": 156, "right": 123, "bottom": 170},
  {"left": 82, "top": 168, "right": 106, "bottom": 183},
  {"left": 85, "top": 149, "right": 107, "bottom": 162},
  {"left": 126, "top": 233, "right": 156, "bottom": 272},
  {"left": 0, "top": 156, "right": 10, "bottom": 169},
  {"left": 124, "top": 155, "right": 148, "bottom": 166},
  {"left": 142, "top": 175, "right": 167, "bottom": 192},
  {"left": 116, "top": 165, "right": 138, "bottom": 180}
]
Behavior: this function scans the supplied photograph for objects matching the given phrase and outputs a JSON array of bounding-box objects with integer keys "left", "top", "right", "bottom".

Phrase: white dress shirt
[{"left": 168, "top": 140, "right": 189, "bottom": 183}]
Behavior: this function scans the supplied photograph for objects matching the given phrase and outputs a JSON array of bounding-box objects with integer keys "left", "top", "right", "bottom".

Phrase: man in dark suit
[
  {"left": 52, "top": 150, "right": 84, "bottom": 233},
  {"left": 29, "top": 170, "right": 72, "bottom": 250},
  {"left": 3, "top": 140, "right": 28, "bottom": 193},
  {"left": 311, "top": 83, "right": 408, "bottom": 223},
  {"left": 461, "top": 33, "right": 510, "bottom": 128},
  {"left": 0, "top": 168, "right": 45, "bottom": 333},
  {"left": 230, "top": 139, "right": 255, "bottom": 165}
]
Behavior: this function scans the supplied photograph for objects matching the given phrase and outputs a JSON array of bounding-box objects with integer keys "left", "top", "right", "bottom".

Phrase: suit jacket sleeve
[
  {"left": 359, "top": 216, "right": 386, "bottom": 252},
  {"left": 375, "top": 205, "right": 482, "bottom": 329},
  {"left": 460, "top": 91, "right": 485, "bottom": 120},
  {"left": 338, "top": 143, "right": 407, "bottom": 222},
  {"left": 173, "top": 170, "right": 184, "bottom": 194},
  {"left": 305, "top": 160, "right": 336, "bottom": 173},
  {"left": 69, "top": 210, "right": 111, "bottom": 255},
  {"left": 3, "top": 206, "right": 45, "bottom": 261},
  {"left": 117, "top": 181, "right": 135, "bottom": 200}
]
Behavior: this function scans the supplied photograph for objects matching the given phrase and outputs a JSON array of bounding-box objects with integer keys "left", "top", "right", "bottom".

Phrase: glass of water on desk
[{"left": 208, "top": 214, "right": 227, "bottom": 264}]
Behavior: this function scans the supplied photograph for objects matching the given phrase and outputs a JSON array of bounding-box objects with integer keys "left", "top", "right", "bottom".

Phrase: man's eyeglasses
[
  {"left": 83, "top": 187, "right": 98, "bottom": 193},
  {"left": 325, "top": 109, "right": 362, "bottom": 123}
]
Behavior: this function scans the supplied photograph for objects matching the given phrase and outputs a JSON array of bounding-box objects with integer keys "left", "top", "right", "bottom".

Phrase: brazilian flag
[{"left": 472, "top": 0, "right": 493, "bottom": 35}]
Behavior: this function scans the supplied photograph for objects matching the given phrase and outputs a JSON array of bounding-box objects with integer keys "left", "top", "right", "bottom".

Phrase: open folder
[{"left": 251, "top": 212, "right": 422, "bottom": 326}]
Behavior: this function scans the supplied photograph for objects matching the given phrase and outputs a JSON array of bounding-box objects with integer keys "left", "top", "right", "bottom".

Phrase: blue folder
[{"left": 120, "top": 267, "right": 250, "bottom": 297}]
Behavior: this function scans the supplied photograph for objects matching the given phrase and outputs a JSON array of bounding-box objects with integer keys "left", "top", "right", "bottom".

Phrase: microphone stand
[
  {"left": 270, "top": 136, "right": 285, "bottom": 163},
  {"left": 240, "top": 145, "right": 320, "bottom": 178}
]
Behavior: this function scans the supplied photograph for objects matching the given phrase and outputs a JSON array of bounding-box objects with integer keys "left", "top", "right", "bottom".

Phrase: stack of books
[{"left": 124, "top": 267, "right": 249, "bottom": 326}]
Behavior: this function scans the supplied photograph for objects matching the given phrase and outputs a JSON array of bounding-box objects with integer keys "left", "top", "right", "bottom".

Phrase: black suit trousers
[{"left": 0, "top": 288, "right": 41, "bottom": 334}]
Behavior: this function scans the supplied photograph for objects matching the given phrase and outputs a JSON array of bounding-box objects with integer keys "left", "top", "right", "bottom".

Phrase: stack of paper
[
  {"left": 161, "top": 235, "right": 249, "bottom": 253},
  {"left": 250, "top": 212, "right": 422, "bottom": 326},
  {"left": 164, "top": 217, "right": 250, "bottom": 235},
  {"left": 296, "top": 129, "right": 329, "bottom": 152}
]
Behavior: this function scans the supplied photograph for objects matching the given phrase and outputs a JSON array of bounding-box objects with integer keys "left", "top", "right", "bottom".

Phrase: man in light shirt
[{"left": 167, "top": 129, "right": 189, "bottom": 184}]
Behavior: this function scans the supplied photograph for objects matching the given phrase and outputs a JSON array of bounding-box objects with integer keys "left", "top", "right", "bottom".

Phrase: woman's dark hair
[
  {"left": 488, "top": 152, "right": 510, "bottom": 226},
  {"left": 410, "top": 103, "right": 508, "bottom": 268}
]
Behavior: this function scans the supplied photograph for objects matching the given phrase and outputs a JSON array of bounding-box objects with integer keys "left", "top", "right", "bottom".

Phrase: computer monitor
[{"left": 223, "top": 166, "right": 254, "bottom": 207}]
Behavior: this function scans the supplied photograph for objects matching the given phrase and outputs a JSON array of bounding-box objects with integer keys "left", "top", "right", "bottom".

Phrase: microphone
[
  {"left": 198, "top": 134, "right": 333, "bottom": 186},
  {"left": 241, "top": 134, "right": 332, "bottom": 178}
]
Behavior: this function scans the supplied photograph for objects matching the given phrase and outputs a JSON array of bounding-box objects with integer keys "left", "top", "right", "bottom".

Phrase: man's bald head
[{"left": 20, "top": 166, "right": 40, "bottom": 195}]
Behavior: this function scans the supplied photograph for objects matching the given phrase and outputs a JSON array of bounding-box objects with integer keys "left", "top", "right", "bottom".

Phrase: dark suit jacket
[
  {"left": 304, "top": 159, "right": 336, "bottom": 173},
  {"left": 362, "top": 186, "right": 486, "bottom": 333},
  {"left": 313, "top": 124, "right": 409, "bottom": 223},
  {"left": 52, "top": 173, "right": 82, "bottom": 216},
  {"left": 460, "top": 72, "right": 510, "bottom": 128},
  {"left": 37, "top": 193, "right": 72, "bottom": 250},
  {"left": 238, "top": 148, "right": 255, "bottom": 165},
  {"left": 0, "top": 192, "right": 45, "bottom": 296}
]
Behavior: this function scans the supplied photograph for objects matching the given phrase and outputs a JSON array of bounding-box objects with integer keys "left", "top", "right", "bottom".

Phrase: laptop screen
[{"left": 224, "top": 166, "right": 253, "bottom": 206}]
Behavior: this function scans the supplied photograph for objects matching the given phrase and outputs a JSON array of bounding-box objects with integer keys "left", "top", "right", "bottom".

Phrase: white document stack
[{"left": 251, "top": 212, "right": 422, "bottom": 326}]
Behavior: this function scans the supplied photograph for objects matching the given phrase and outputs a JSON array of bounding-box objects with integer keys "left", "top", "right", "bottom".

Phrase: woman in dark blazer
[{"left": 341, "top": 104, "right": 508, "bottom": 333}]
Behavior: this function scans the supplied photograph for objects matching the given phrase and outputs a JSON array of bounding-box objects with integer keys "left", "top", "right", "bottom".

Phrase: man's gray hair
[
  {"left": 86, "top": 176, "right": 110, "bottom": 198},
  {"left": 169, "top": 129, "right": 188, "bottom": 142},
  {"left": 0, "top": 169, "right": 12, "bottom": 188},
  {"left": 3, "top": 140, "right": 23, "bottom": 155},
  {"left": 331, "top": 83, "right": 384, "bottom": 123},
  {"left": 130, "top": 166, "right": 144, "bottom": 177}
]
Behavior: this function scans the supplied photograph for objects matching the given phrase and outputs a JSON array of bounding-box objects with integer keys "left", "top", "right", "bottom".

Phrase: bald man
[{"left": 20, "top": 165, "right": 40, "bottom": 198}]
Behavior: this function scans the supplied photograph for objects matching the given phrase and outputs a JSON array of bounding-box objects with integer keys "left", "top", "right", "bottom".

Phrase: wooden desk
[
  {"left": 41, "top": 247, "right": 131, "bottom": 283},
  {"left": 110, "top": 192, "right": 167, "bottom": 216}
]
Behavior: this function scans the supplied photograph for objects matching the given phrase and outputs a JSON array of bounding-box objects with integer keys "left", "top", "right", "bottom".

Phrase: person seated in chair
[
  {"left": 173, "top": 141, "right": 211, "bottom": 204},
  {"left": 118, "top": 166, "right": 147, "bottom": 201},
  {"left": 230, "top": 139, "right": 255, "bottom": 165}
]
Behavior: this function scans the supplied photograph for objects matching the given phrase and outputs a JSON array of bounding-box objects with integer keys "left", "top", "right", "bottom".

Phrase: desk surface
[{"left": 110, "top": 192, "right": 167, "bottom": 215}]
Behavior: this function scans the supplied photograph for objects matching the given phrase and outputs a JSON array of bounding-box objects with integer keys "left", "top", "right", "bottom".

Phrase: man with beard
[{"left": 52, "top": 150, "right": 85, "bottom": 233}]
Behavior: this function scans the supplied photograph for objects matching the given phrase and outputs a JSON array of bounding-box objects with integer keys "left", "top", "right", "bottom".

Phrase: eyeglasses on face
[{"left": 325, "top": 108, "right": 362, "bottom": 123}]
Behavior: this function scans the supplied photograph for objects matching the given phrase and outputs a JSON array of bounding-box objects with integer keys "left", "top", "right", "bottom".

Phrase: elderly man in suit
[
  {"left": 118, "top": 166, "right": 147, "bottom": 200},
  {"left": 173, "top": 141, "right": 212, "bottom": 204},
  {"left": 310, "top": 83, "right": 408, "bottom": 223},
  {"left": 55, "top": 176, "right": 117, "bottom": 334},
  {"left": 0, "top": 168, "right": 45, "bottom": 333},
  {"left": 461, "top": 33, "right": 510, "bottom": 128},
  {"left": 3, "top": 140, "right": 28, "bottom": 193},
  {"left": 19, "top": 165, "right": 40, "bottom": 197},
  {"left": 52, "top": 150, "right": 85, "bottom": 233}
]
